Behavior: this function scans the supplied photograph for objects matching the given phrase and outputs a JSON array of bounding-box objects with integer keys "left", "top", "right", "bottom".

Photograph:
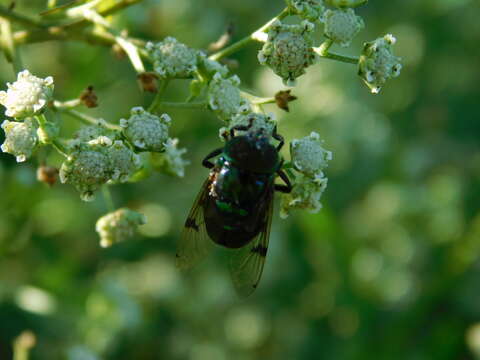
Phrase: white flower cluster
[
  {"left": 358, "top": 34, "right": 402, "bottom": 94},
  {"left": 146, "top": 37, "right": 200, "bottom": 78},
  {"left": 60, "top": 126, "right": 141, "bottom": 201},
  {"left": 95, "top": 208, "right": 146, "bottom": 248},
  {"left": 207, "top": 73, "right": 250, "bottom": 121},
  {"left": 281, "top": 132, "right": 331, "bottom": 218},
  {"left": 1, "top": 118, "right": 38, "bottom": 162},
  {"left": 258, "top": 20, "right": 317, "bottom": 86},
  {"left": 287, "top": 0, "right": 326, "bottom": 23},
  {"left": 323, "top": 8, "right": 364, "bottom": 47},
  {"left": 0, "top": 70, "right": 54, "bottom": 118},
  {"left": 120, "top": 107, "right": 171, "bottom": 151}
]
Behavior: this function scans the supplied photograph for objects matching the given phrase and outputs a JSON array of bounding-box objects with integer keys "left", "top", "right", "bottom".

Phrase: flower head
[
  {"left": 0, "top": 70, "right": 54, "bottom": 118},
  {"left": 146, "top": 37, "right": 200, "bottom": 78},
  {"left": 290, "top": 132, "right": 332, "bottom": 176},
  {"left": 287, "top": 0, "right": 325, "bottom": 23},
  {"left": 280, "top": 172, "right": 328, "bottom": 218},
  {"left": 59, "top": 142, "right": 111, "bottom": 201},
  {"left": 258, "top": 21, "right": 317, "bottom": 86},
  {"left": 95, "top": 208, "right": 146, "bottom": 248},
  {"left": 323, "top": 8, "right": 364, "bottom": 47},
  {"left": 1, "top": 118, "right": 38, "bottom": 162},
  {"left": 358, "top": 34, "right": 402, "bottom": 94},
  {"left": 207, "top": 73, "right": 250, "bottom": 122},
  {"left": 120, "top": 107, "right": 171, "bottom": 151}
]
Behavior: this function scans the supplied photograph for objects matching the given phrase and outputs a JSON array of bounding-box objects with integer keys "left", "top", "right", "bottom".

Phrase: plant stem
[
  {"left": 59, "top": 108, "right": 122, "bottom": 131},
  {"left": 53, "top": 99, "right": 81, "bottom": 109},
  {"left": 148, "top": 79, "right": 170, "bottom": 112},
  {"left": 313, "top": 45, "right": 359, "bottom": 65},
  {"left": 209, "top": 7, "right": 290, "bottom": 61},
  {"left": 51, "top": 139, "right": 68, "bottom": 157},
  {"left": 102, "top": 185, "right": 115, "bottom": 212}
]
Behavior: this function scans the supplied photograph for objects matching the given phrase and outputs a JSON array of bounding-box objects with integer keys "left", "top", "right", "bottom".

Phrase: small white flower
[
  {"left": 288, "top": 0, "right": 326, "bottom": 23},
  {"left": 146, "top": 37, "right": 200, "bottom": 78},
  {"left": 290, "top": 132, "right": 332, "bottom": 176},
  {"left": 280, "top": 172, "right": 328, "bottom": 218},
  {"left": 207, "top": 73, "right": 250, "bottom": 122},
  {"left": 323, "top": 8, "right": 364, "bottom": 47},
  {"left": 358, "top": 34, "right": 402, "bottom": 94},
  {"left": 0, "top": 70, "right": 54, "bottom": 118},
  {"left": 258, "top": 21, "right": 317, "bottom": 86},
  {"left": 1, "top": 118, "right": 38, "bottom": 162},
  {"left": 120, "top": 107, "right": 171, "bottom": 151},
  {"left": 156, "top": 138, "right": 190, "bottom": 178},
  {"left": 95, "top": 208, "right": 146, "bottom": 248}
]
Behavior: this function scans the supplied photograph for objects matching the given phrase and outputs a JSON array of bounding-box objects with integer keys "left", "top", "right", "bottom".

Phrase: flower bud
[
  {"left": 222, "top": 112, "right": 276, "bottom": 140},
  {"left": 59, "top": 143, "right": 111, "bottom": 201},
  {"left": 36, "top": 165, "right": 58, "bottom": 186},
  {"left": 108, "top": 140, "right": 141, "bottom": 183},
  {"left": 120, "top": 107, "right": 171, "bottom": 151},
  {"left": 0, "top": 70, "right": 54, "bottom": 118},
  {"left": 287, "top": 0, "right": 326, "bottom": 23},
  {"left": 290, "top": 132, "right": 332, "bottom": 176},
  {"left": 258, "top": 21, "right": 317, "bottom": 86},
  {"left": 146, "top": 37, "right": 200, "bottom": 78},
  {"left": 207, "top": 73, "right": 250, "bottom": 121},
  {"left": 358, "top": 34, "right": 402, "bottom": 94},
  {"left": 323, "top": 8, "right": 364, "bottom": 47},
  {"left": 1, "top": 118, "right": 38, "bottom": 162},
  {"left": 95, "top": 208, "right": 146, "bottom": 248}
]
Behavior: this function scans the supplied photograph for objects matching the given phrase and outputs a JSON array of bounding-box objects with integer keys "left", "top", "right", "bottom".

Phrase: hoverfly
[{"left": 177, "top": 120, "right": 292, "bottom": 297}]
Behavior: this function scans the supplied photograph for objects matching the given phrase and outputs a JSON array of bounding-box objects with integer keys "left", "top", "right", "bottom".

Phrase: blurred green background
[{"left": 1, "top": 0, "right": 480, "bottom": 359}]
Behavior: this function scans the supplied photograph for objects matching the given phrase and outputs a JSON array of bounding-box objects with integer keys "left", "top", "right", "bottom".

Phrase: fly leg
[
  {"left": 202, "top": 148, "right": 223, "bottom": 169},
  {"left": 272, "top": 125, "right": 284, "bottom": 151},
  {"left": 229, "top": 117, "right": 255, "bottom": 138},
  {"left": 275, "top": 169, "right": 292, "bottom": 193}
]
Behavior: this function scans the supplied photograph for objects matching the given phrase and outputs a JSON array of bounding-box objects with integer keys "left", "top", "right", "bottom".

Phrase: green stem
[
  {"left": 53, "top": 99, "right": 81, "bottom": 109},
  {"left": 51, "top": 139, "right": 68, "bottom": 157},
  {"left": 148, "top": 79, "right": 170, "bottom": 112},
  {"left": 59, "top": 108, "right": 122, "bottom": 131},
  {"left": 313, "top": 46, "right": 359, "bottom": 65},
  {"left": 209, "top": 7, "right": 290, "bottom": 61},
  {"left": 102, "top": 185, "right": 115, "bottom": 212}
]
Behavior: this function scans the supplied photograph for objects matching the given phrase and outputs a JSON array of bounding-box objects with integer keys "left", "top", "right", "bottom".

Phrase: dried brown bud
[
  {"left": 37, "top": 165, "right": 59, "bottom": 186},
  {"left": 79, "top": 86, "right": 98, "bottom": 108},
  {"left": 137, "top": 72, "right": 158, "bottom": 93},
  {"left": 275, "top": 90, "right": 297, "bottom": 112}
]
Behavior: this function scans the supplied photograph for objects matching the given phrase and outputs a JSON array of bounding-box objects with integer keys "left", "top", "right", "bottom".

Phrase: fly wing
[
  {"left": 176, "top": 179, "right": 213, "bottom": 270},
  {"left": 228, "top": 187, "right": 274, "bottom": 297}
]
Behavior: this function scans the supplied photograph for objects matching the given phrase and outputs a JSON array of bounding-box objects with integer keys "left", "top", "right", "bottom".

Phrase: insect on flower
[{"left": 177, "top": 120, "right": 292, "bottom": 297}]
